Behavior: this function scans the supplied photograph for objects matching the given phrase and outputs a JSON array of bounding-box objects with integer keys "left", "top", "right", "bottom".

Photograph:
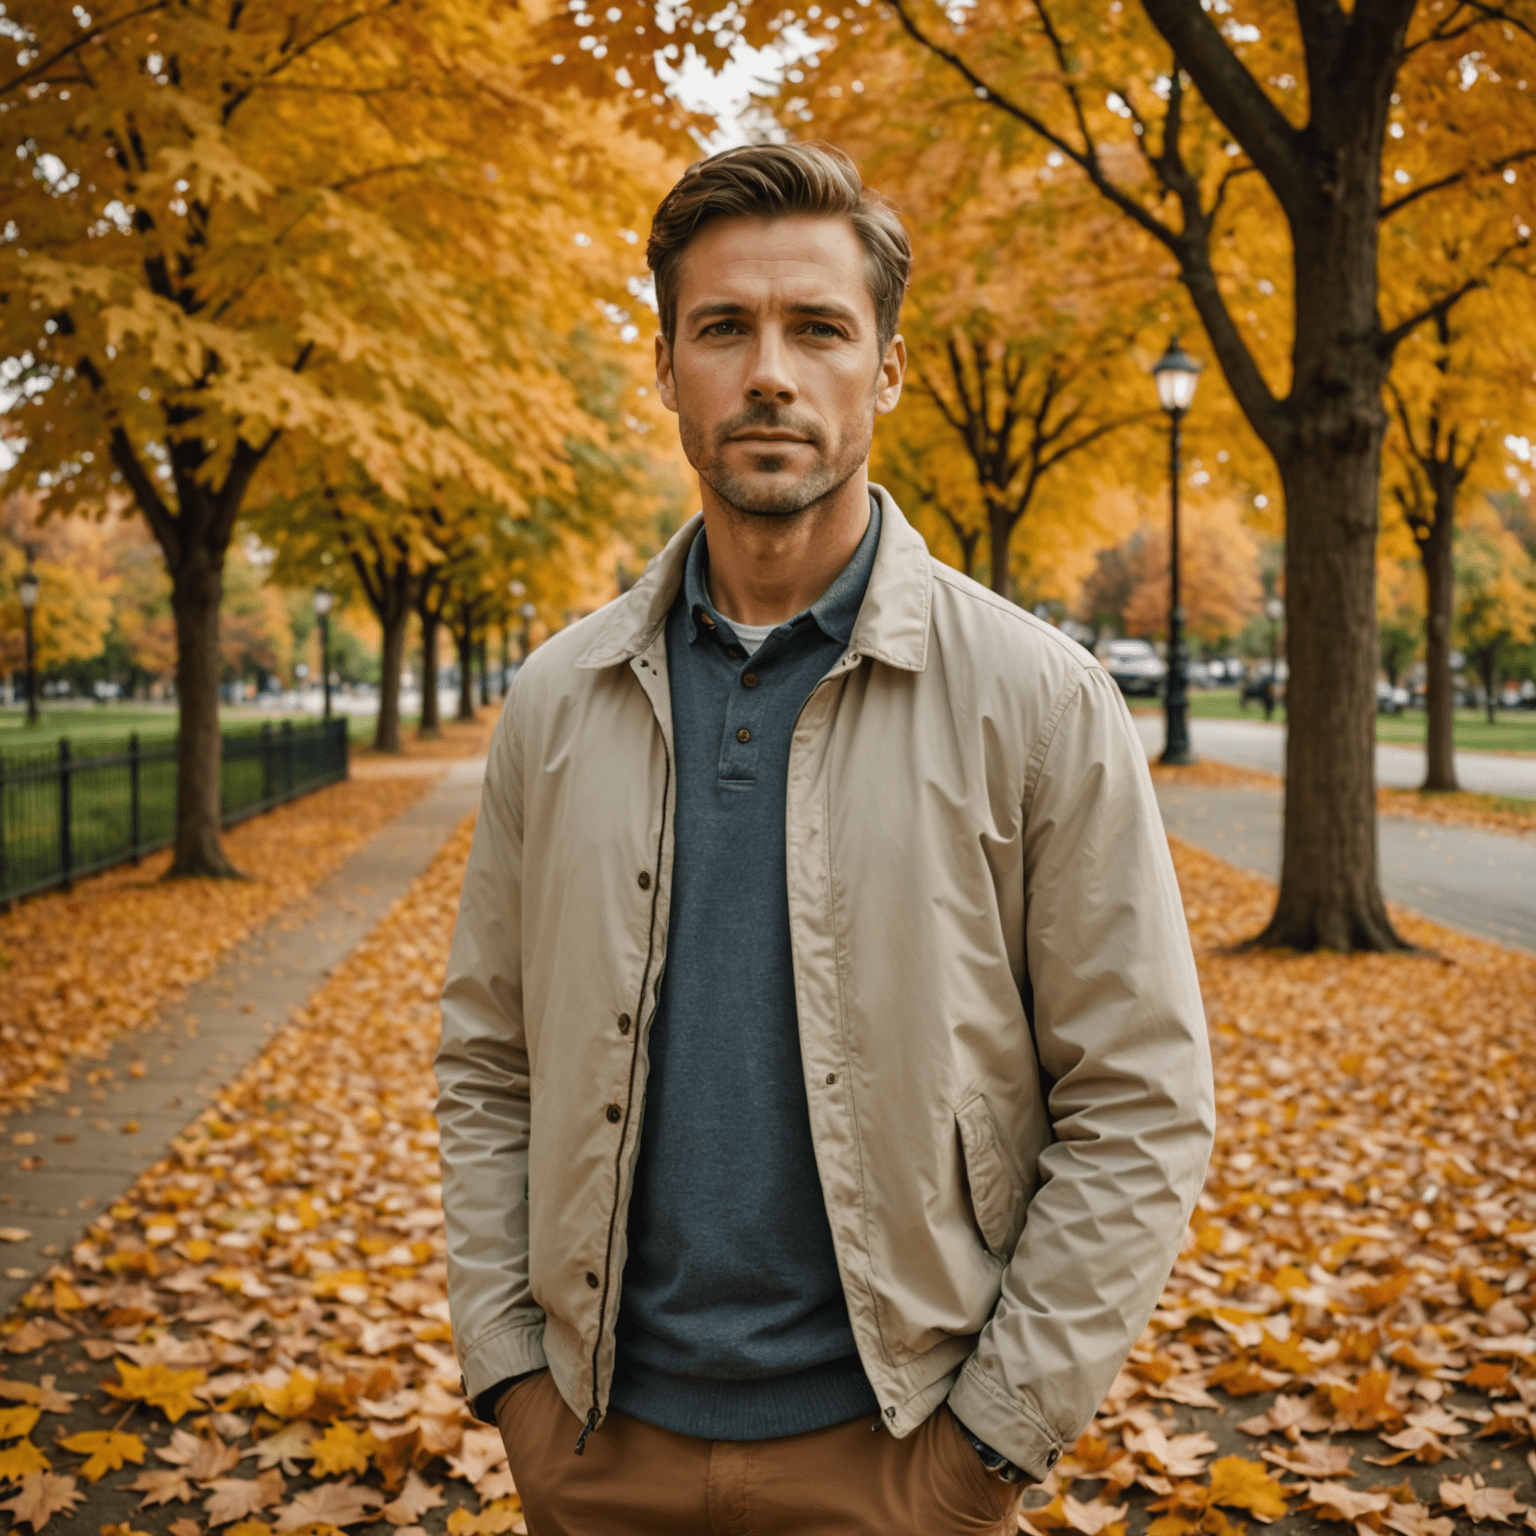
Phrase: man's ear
[
  {"left": 875, "top": 333, "right": 905, "bottom": 417},
  {"left": 656, "top": 333, "right": 679, "bottom": 414}
]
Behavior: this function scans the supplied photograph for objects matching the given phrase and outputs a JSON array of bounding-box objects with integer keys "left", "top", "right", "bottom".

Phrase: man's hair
[{"left": 647, "top": 141, "right": 911, "bottom": 354}]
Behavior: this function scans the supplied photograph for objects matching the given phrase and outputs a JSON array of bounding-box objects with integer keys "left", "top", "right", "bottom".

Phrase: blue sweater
[{"left": 610, "top": 504, "right": 883, "bottom": 1441}]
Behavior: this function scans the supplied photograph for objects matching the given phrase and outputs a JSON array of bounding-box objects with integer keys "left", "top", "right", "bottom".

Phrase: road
[
  {"left": 1152, "top": 780, "right": 1534, "bottom": 952},
  {"left": 1132, "top": 712, "right": 1536, "bottom": 797}
]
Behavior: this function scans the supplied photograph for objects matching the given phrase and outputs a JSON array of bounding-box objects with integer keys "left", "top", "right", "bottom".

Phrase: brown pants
[{"left": 496, "top": 1371, "right": 1024, "bottom": 1536}]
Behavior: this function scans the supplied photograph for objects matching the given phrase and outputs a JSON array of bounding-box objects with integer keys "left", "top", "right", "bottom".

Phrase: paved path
[
  {"left": 1154, "top": 780, "right": 1536, "bottom": 952},
  {"left": 0, "top": 759, "right": 486, "bottom": 1317},
  {"left": 1133, "top": 713, "right": 1536, "bottom": 797}
]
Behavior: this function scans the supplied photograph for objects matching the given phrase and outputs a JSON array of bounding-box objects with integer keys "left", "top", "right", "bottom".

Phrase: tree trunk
[
  {"left": 168, "top": 550, "right": 239, "bottom": 879},
  {"left": 419, "top": 609, "right": 442, "bottom": 737},
  {"left": 477, "top": 636, "right": 490, "bottom": 708},
  {"left": 1418, "top": 487, "right": 1458, "bottom": 792},
  {"left": 375, "top": 604, "right": 407, "bottom": 754},
  {"left": 988, "top": 503, "right": 1014, "bottom": 600},
  {"left": 456, "top": 615, "right": 476, "bottom": 722},
  {"left": 1254, "top": 443, "right": 1405, "bottom": 952}
]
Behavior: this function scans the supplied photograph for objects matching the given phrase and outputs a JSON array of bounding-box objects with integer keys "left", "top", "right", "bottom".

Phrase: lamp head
[
  {"left": 1152, "top": 335, "right": 1203, "bottom": 415},
  {"left": 520, "top": 602, "right": 537, "bottom": 620},
  {"left": 1266, "top": 595, "right": 1284, "bottom": 622},
  {"left": 18, "top": 569, "right": 39, "bottom": 612},
  {"left": 312, "top": 586, "right": 334, "bottom": 618}
]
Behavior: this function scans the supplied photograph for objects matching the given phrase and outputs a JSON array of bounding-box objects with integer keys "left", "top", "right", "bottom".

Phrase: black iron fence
[{"left": 0, "top": 717, "right": 349, "bottom": 904}]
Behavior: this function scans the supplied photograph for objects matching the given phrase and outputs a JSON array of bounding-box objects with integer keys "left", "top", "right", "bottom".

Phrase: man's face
[{"left": 655, "top": 214, "right": 905, "bottom": 517}]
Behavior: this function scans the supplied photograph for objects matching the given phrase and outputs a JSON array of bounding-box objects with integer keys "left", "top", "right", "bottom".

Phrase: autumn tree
[
  {"left": 1455, "top": 502, "right": 1536, "bottom": 725},
  {"left": 1386, "top": 259, "right": 1536, "bottom": 789},
  {"left": 0, "top": 491, "right": 117, "bottom": 684},
  {"left": 1, "top": 0, "right": 664, "bottom": 874}
]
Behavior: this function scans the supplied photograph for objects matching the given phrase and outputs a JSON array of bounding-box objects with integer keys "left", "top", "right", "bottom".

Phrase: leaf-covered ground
[
  {"left": 0, "top": 822, "right": 1532, "bottom": 1534},
  {"left": 0, "top": 774, "right": 437, "bottom": 1117}
]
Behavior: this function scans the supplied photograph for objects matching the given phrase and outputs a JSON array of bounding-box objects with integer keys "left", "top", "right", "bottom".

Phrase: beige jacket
[{"left": 435, "top": 488, "right": 1213, "bottom": 1478}]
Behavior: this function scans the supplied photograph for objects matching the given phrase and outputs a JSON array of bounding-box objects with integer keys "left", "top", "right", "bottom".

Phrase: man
[{"left": 436, "top": 142, "right": 1214, "bottom": 1535}]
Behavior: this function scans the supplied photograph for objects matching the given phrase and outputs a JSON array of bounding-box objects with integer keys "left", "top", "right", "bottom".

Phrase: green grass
[
  {"left": 0, "top": 708, "right": 346, "bottom": 899},
  {"left": 0, "top": 705, "right": 379, "bottom": 761},
  {"left": 1137, "top": 689, "right": 1536, "bottom": 754}
]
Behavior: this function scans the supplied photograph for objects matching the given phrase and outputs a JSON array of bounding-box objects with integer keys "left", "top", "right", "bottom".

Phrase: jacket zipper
[{"left": 576, "top": 733, "right": 671, "bottom": 1454}]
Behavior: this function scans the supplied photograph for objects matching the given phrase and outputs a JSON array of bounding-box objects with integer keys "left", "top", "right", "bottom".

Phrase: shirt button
[
  {"left": 728, "top": 648, "right": 741, "bottom": 658},
  {"left": 586, "top": 1271, "right": 600, "bottom": 1289},
  {"left": 736, "top": 728, "right": 751, "bottom": 743},
  {"left": 605, "top": 1103, "right": 622, "bottom": 1123},
  {"left": 742, "top": 673, "right": 758, "bottom": 688},
  {"left": 618, "top": 1013, "right": 632, "bottom": 1034},
  {"left": 825, "top": 1072, "right": 837, "bottom": 1085},
  {"left": 637, "top": 871, "right": 651, "bottom": 890}
]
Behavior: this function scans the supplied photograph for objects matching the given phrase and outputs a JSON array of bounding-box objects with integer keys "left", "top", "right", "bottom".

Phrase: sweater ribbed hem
[{"left": 609, "top": 1353, "right": 880, "bottom": 1442}]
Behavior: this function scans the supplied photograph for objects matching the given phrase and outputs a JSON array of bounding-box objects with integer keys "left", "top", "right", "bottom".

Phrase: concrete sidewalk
[
  {"left": 1133, "top": 712, "right": 1536, "bottom": 797},
  {"left": 0, "top": 759, "right": 486, "bottom": 1317},
  {"left": 1154, "top": 779, "right": 1535, "bottom": 952}
]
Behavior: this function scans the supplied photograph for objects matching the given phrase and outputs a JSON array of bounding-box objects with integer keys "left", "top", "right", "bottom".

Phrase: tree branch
[
  {"left": 1140, "top": 0, "right": 1311, "bottom": 217},
  {"left": 0, "top": 2, "right": 166, "bottom": 96},
  {"left": 1380, "top": 145, "right": 1536, "bottom": 221}
]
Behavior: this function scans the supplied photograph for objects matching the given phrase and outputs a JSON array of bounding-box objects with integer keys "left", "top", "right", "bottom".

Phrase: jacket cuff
[
  {"left": 457, "top": 1314, "right": 548, "bottom": 1404},
  {"left": 947, "top": 1357, "right": 1064, "bottom": 1484}
]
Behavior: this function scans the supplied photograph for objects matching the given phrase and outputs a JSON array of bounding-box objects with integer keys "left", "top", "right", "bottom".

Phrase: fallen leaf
[
  {"left": 1439, "top": 1477, "right": 1528, "bottom": 1524},
  {"left": 446, "top": 1425, "right": 507, "bottom": 1485},
  {"left": 0, "top": 1230, "right": 30, "bottom": 1244},
  {"left": 203, "top": 1467, "right": 284, "bottom": 1526},
  {"left": 309, "top": 1420, "right": 375, "bottom": 1477},
  {"left": 0, "top": 1378, "right": 75, "bottom": 1415},
  {"left": 381, "top": 1470, "right": 445, "bottom": 1526},
  {"left": 1204, "top": 1457, "right": 1291, "bottom": 1522},
  {"left": 0, "top": 1439, "right": 51, "bottom": 1481},
  {"left": 273, "top": 1478, "right": 384, "bottom": 1530},
  {"left": 1303, "top": 1481, "right": 1390, "bottom": 1522},
  {"left": 0, "top": 1471, "right": 82, "bottom": 1530},
  {"left": 104, "top": 1362, "right": 208, "bottom": 1423},
  {"left": 157, "top": 1427, "right": 240, "bottom": 1482},
  {"left": 0, "top": 1405, "right": 40, "bottom": 1440},
  {"left": 58, "top": 1430, "right": 146, "bottom": 1482},
  {"left": 1261, "top": 1441, "right": 1354, "bottom": 1478},
  {"left": 125, "top": 1467, "right": 196, "bottom": 1506}
]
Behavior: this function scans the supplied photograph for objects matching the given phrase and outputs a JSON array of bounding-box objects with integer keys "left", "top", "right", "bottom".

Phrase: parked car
[
  {"left": 1095, "top": 638, "right": 1168, "bottom": 697},
  {"left": 1376, "top": 681, "right": 1410, "bottom": 714},
  {"left": 1187, "top": 660, "right": 1214, "bottom": 689}
]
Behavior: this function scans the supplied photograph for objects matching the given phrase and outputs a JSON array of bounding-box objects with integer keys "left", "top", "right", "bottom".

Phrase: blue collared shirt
[{"left": 611, "top": 499, "right": 883, "bottom": 1442}]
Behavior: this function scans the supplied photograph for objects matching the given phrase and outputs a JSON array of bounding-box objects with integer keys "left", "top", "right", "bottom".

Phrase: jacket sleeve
[
  {"left": 948, "top": 662, "right": 1215, "bottom": 1478},
  {"left": 435, "top": 679, "right": 548, "bottom": 1401}
]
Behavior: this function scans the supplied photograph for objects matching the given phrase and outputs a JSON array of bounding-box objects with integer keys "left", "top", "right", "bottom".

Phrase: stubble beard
[{"left": 679, "top": 403, "right": 872, "bottom": 522}]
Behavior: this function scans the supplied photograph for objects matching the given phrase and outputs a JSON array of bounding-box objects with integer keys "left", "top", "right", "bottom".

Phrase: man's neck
[{"left": 700, "top": 472, "right": 872, "bottom": 628}]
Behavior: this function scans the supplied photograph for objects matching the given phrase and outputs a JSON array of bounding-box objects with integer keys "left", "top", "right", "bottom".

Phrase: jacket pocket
[{"left": 955, "top": 1092, "right": 1031, "bottom": 1261}]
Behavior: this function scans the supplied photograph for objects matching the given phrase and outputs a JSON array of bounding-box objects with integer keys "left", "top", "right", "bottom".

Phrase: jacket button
[
  {"left": 618, "top": 1013, "right": 632, "bottom": 1034},
  {"left": 606, "top": 1103, "right": 622, "bottom": 1123},
  {"left": 825, "top": 1072, "right": 837, "bottom": 1085},
  {"left": 742, "top": 672, "right": 758, "bottom": 688},
  {"left": 638, "top": 871, "right": 651, "bottom": 890},
  {"left": 736, "top": 728, "right": 751, "bottom": 743},
  {"left": 586, "top": 1271, "right": 600, "bottom": 1289},
  {"left": 1046, "top": 1448, "right": 1060, "bottom": 1467}
]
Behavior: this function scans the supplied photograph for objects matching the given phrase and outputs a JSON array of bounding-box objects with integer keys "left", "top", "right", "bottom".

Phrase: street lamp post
[
  {"left": 1265, "top": 594, "right": 1284, "bottom": 722},
  {"left": 312, "top": 586, "right": 334, "bottom": 722},
  {"left": 1151, "top": 337, "right": 1203, "bottom": 766},
  {"left": 18, "top": 555, "right": 40, "bottom": 728}
]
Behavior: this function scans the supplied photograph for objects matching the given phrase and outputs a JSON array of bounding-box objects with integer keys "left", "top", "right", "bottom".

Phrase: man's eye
[
  {"left": 808, "top": 323, "right": 840, "bottom": 338},
  {"left": 706, "top": 321, "right": 740, "bottom": 335}
]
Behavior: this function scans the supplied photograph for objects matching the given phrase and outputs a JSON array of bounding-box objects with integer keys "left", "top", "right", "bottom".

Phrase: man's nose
[{"left": 744, "top": 328, "right": 797, "bottom": 403}]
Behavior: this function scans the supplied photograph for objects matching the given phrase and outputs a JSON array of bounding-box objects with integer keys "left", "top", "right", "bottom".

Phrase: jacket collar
[{"left": 575, "top": 482, "right": 932, "bottom": 672}]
